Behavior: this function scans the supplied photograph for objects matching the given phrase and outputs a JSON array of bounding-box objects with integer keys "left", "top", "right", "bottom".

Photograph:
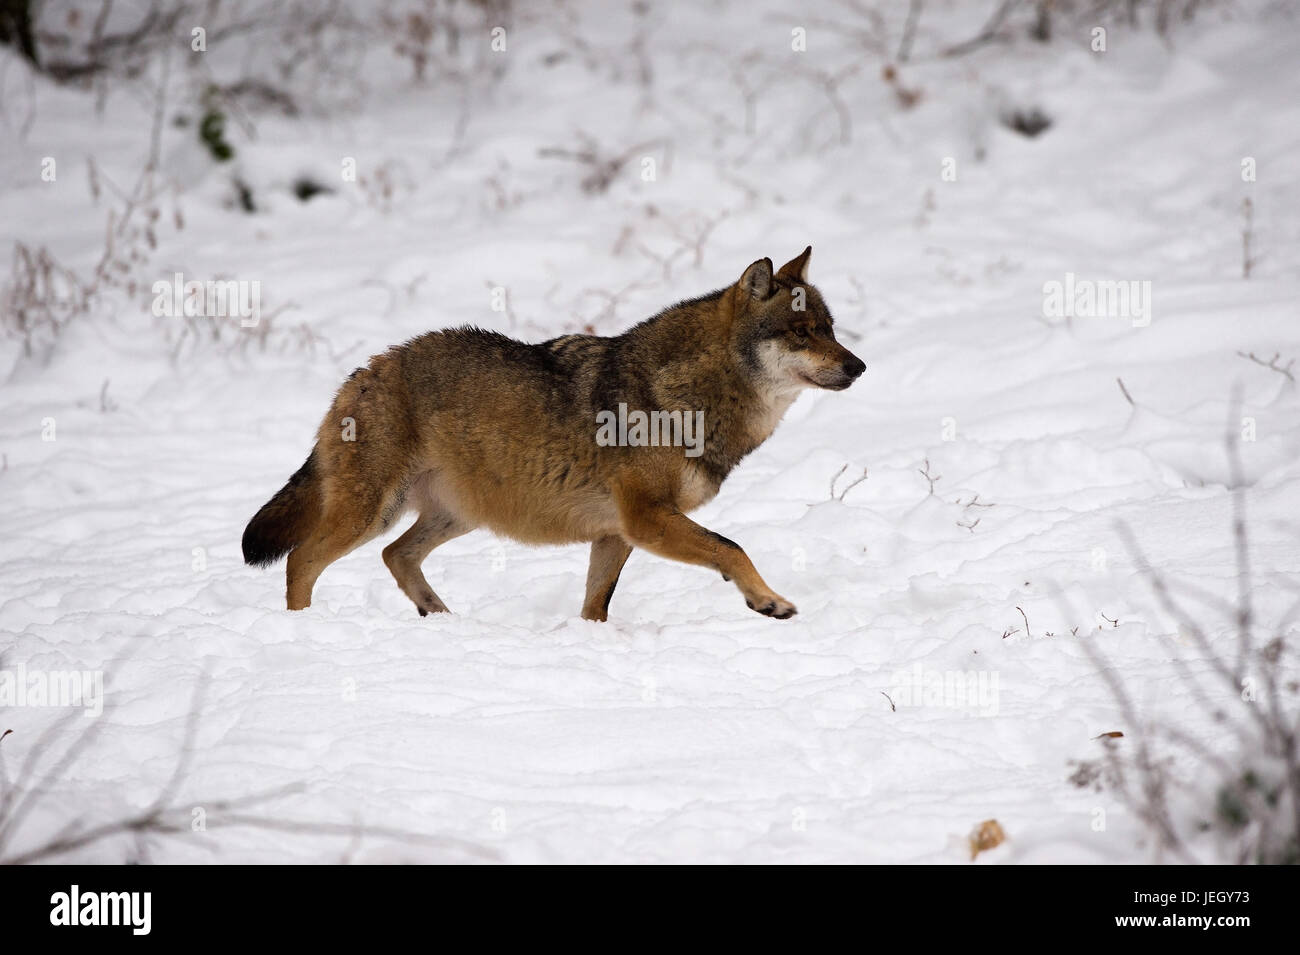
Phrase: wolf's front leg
[{"left": 615, "top": 493, "right": 797, "bottom": 619}]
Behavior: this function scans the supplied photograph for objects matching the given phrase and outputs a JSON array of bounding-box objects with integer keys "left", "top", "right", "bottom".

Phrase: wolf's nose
[{"left": 842, "top": 355, "right": 866, "bottom": 379}]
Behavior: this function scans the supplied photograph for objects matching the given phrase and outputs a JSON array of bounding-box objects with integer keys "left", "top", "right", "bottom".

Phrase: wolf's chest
[
  {"left": 745, "top": 390, "right": 798, "bottom": 447},
  {"left": 677, "top": 463, "right": 721, "bottom": 513}
]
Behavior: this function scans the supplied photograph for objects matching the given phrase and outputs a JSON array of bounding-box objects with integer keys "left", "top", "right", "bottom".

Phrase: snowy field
[{"left": 1, "top": 1, "right": 1298, "bottom": 864}]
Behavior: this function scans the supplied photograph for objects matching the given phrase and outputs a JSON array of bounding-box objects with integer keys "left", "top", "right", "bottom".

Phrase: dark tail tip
[
  {"left": 241, "top": 520, "right": 291, "bottom": 568},
  {"left": 242, "top": 451, "right": 320, "bottom": 567}
]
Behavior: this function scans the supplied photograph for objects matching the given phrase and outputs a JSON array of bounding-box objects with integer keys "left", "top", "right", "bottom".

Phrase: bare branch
[
  {"left": 1116, "top": 376, "right": 1135, "bottom": 406},
  {"left": 942, "top": 0, "right": 1023, "bottom": 57},
  {"left": 897, "top": 0, "right": 924, "bottom": 62},
  {"left": 1236, "top": 350, "right": 1295, "bottom": 383}
]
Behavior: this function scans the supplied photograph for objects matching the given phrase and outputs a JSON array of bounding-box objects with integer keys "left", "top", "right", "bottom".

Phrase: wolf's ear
[
  {"left": 739, "top": 258, "right": 774, "bottom": 299},
  {"left": 776, "top": 245, "right": 812, "bottom": 283}
]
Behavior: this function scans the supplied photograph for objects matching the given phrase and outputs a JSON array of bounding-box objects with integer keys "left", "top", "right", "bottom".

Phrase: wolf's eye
[{"left": 794, "top": 327, "right": 809, "bottom": 338}]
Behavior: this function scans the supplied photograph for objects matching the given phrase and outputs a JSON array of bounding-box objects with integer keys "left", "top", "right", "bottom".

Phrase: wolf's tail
[{"left": 242, "top": 449, "right": 322, "bottom": 567}]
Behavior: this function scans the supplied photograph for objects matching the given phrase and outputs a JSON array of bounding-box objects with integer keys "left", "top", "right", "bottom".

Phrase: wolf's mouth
[{"left": 800, "top": 372, "right": 853, "bottom": 391}]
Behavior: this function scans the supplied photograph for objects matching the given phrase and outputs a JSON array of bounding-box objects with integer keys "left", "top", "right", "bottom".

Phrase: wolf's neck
[
  {"left": 681, "top": 367, "right": 799, "bottom": 486},
  {"left": 624, "top": 294, "right": 799, "bottom": 476}
]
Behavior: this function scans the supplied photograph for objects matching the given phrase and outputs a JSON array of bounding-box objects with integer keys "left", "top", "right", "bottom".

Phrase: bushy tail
[{"left": 242, "top": 450, "right": 322, "bottom": 567}]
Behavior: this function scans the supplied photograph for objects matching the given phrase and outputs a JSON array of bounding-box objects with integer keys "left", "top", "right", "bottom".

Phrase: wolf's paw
[
  {"left": 745, "top": 595, "right": 798, "bottom": 619},
  {"left": 414, "top": 590, "right": 450, "bottom": 617}
]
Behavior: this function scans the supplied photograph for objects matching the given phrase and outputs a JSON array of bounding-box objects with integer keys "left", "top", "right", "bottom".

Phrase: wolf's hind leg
[
  {"left": 383, "top": 506, "right": 471, "bottom": 616},
  {"left": 287, "top": 518, "right": 384, "bottom": 611},
  {"left": 582, "top": 536, "right": 633, "bottom": 622}
]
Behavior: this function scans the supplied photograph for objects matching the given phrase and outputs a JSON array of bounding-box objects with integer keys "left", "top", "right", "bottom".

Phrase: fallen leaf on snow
[{"left": 968, "top": 819, "right": 1007, "bottom": 860}]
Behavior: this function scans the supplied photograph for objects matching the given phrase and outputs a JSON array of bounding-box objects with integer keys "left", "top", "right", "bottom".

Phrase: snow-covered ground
[{"left": 1, "top": 1, "right": 1298, "bottom": 863}]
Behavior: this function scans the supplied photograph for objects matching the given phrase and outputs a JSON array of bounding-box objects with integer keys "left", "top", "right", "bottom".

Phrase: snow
[{"left": 1, "top": 1, "right": 1298, "bottom": 863}]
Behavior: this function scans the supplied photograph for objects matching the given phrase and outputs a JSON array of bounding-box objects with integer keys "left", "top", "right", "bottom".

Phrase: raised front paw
[{"left": 745, "top": 594, "right": 798, "bottom": 619}]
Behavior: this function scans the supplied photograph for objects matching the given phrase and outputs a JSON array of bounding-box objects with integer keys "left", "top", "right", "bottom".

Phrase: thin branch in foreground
[
  {"left": 1224, "top": 386, "right": 1253, "bottom": 687},
  {"left": 2, "top": 796, "right": 500, "bottom": 865},
  {"left": 1116, "top": 376, "right": 1135, "bottom": 406},
  {"left": 1236, "top": 350, "right": 1295, "bottom": 383},
  {"left": 829, "top": 464, "right": 868, "bottom": 501},
  {"left": 918, "top": 458, "right": 941, "bottom": 496},
  {"left": 0, "top": 664, "right": 499, "bottom": 864}
]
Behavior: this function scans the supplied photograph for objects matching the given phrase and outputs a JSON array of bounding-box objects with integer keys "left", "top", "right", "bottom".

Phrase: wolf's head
[{"left": 732, "top": 247, "right": 866, "bottom": 393}]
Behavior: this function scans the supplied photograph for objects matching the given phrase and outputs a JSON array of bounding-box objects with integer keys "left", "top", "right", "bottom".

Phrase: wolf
[{"left": 242, "top": 247, "right": 865, "bottom": 621}]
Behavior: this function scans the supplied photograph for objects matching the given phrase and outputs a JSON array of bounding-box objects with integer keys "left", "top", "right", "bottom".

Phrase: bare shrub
[
  {"left": 1067, "top": 403, "right": 1299, "bottom": 864},
  {"left": 0, "top": 242, "right": 92, "bottom": 361}
]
